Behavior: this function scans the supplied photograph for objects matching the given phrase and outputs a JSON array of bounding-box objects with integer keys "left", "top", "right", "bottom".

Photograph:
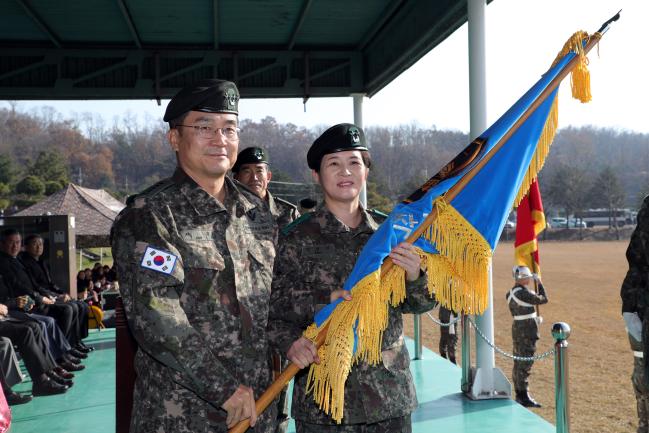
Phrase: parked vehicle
[
  {"left": 574, "top": 208, "right": 634, "bottom": 228},
  {"left": 550, "top": 217, "right": 586, "bottom": 228}
]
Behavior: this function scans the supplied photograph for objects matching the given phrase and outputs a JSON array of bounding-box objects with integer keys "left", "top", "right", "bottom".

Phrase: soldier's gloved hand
[
  {"left": 624, "top": 312, "right": 643, "bottom": 341},
  {"left": 287, "top": 336, "right": 319, "bottom": 369},
  {"left": 222, "top": 384, "right": 257, "bottom": 428}
]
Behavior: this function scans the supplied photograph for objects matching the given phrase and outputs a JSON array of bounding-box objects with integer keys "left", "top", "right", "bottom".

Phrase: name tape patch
[{"left": 140, "top": 246, "right": 177, "bottom": 275}]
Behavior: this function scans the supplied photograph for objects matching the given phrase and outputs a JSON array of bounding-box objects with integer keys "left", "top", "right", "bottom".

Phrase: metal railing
[{"left": 413, "top": 312, "right": 572, "bottom": 433}]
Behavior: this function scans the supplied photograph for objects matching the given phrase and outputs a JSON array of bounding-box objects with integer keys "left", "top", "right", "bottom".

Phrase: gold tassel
[{"left": 514, "top": 30, "right": 594, "bottom": 205}]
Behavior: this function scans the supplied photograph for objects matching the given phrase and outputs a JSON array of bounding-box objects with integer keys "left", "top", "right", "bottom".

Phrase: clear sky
[{"left": 3, "top": 0, "right": 645, "bottom": 134}]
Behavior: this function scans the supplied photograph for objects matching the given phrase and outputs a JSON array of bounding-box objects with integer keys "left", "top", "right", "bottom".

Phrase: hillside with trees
[{"left": 1, "top": 105, "right": 648, "bottom": 218}]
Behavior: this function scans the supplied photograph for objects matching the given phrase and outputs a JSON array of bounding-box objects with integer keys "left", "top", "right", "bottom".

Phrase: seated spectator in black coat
[
  {"left": 0, "top": 276, "right": 70, "bottom": 397},
  {"left": 0, "top": 229, "right": 88, "bottom": 366},
  {"left": 19, "top": 234, "right": 92, "bottom": 353}
]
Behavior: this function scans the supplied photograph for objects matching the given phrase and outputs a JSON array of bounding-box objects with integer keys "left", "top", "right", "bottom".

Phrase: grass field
[{"left": 404, "top": 240, "right": 637, "bottom": 433}]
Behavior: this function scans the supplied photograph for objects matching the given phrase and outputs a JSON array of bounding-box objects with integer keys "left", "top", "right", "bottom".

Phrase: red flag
[{"left": 514, "top": 179, "right": 546, "bottom": 275}]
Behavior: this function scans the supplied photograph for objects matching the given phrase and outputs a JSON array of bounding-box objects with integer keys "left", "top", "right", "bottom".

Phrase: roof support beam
[
  {"left": 0, "top": 48, "right": 363, "bottom": 99},
  {"left": 238, "top": 61, "right": 283, "bottom": 82},
  {"left": 300, "top": 59, "right": 350, "bottom": 85},
  {"left": 356, "top": 0, "right": 404, "bottom": 51},
  {"left": 117, "top": 0, "right": 143, "bottom": 49},
  {"left": 0, "top": 59, "right": 46, "bottom": 81},
  {"left": 71, "top": 58, "right": 132, "bottom": 85},
  {"left": 287, "top": 0, "right": 312, "bottom": 51},
  {"left": 16, "top": 0, "right": 62, "bottom": 48}
]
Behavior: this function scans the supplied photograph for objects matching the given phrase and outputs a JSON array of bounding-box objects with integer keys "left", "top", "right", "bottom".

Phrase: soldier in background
[
  {"left": 438, "top": 305, "right": 457, "bottom": 364},
  {"left": 111, "top": 79, "right": 278, "bottom": 433},
  {"left": 232, "top": 146, "right": 299, "bottom": 229},
  {"left": 232, "top": 145, "right": 298, "bottom": 433},
  {"left": 621, "top": 195, "right": 649, "bottom": 433},
  {"left": 506, "top": 265, "right": 548, "bottom": 408},
  {"left": 268, "top": 123, "right": 436, "bottom": 432}
]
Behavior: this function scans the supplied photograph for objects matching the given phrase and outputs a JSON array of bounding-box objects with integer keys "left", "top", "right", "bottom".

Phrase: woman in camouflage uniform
[{"left": 268, "top": 123, "right": 436, "bottom": 433}]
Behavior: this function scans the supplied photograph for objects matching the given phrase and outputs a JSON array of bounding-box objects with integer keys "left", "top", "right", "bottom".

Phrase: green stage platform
[{"left": 10, "top": 330, "right": 554, "bottom": 433}]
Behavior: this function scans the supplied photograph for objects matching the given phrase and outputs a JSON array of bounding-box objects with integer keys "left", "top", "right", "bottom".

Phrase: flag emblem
[{"left": 140, "top": 246, "right": 177, "bottom": 275}]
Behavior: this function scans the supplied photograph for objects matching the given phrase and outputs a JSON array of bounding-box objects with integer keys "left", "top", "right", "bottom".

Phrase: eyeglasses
[{"left": 177, "top": 125, "right": 241, "bottom": 140}]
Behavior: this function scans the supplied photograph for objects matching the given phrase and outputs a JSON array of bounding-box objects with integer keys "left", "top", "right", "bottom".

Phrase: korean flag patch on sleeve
[{"left": 140, "top": 246, "right": 178, "bottom": 275}]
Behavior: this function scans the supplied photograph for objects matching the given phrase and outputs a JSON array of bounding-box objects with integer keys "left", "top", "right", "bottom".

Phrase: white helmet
[{"left": 512, "top": 265, "right": 533, "bottom": 280}]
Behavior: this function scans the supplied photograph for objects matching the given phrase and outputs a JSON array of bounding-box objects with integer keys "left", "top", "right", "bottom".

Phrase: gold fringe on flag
[
  {"left": 514, "top": 30, "right": 593, "bottom": 205},
  {"left": 303, "top": 247, "right": 433, "bottom": 423},
  {"left": 425, "top": 197, "right": 492, "bottom": 314}
]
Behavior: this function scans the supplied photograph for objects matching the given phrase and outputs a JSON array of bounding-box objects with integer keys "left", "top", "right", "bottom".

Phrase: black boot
[{"left": 515, "top": 390, "right": 542, "bottom": 408}]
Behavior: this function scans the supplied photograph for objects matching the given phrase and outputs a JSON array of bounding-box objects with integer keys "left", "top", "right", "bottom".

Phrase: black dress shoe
[
  {"left": 59, "top": 360, "right": 85, "bottom": 372},
  {"left": 65, "top": 355, "right": 83, "bottom": 364},
  {"left": 69, "top": 348, "right": 88, "bottom": 359},
  {"left": 515, "top": 391, "right": 542, "bottom": 408},
  {"left": 48, "top": 371, "right": 74, "bottom": 387},
  {"left": 5, "top": 390, "right": 32, "bottom": 405},
  {"left": 80, "top": 342, "right": 95, "bottom": 352},
  {"left": 53, "top": 366, "right": 75, "bottom": 379},
  {"left": 75, "top": 344, "right": 91, "bottom": 353},
  {"left": 32, "top": 379, "right": 68, "bottom": 396}
]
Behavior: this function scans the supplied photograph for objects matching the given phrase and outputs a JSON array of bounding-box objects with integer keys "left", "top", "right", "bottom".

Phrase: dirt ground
[{"left": 403, "top": 240, "right": 637, "bottom": 433}]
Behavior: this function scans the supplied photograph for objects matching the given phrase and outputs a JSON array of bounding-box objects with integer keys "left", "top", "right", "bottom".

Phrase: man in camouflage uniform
[
  {"left": 232, "top": 146, "right": 300, "bottom": 230},
  {"left": 111, "top": 79, "right": 278, "bottom": 433},
  {"left": 268, "top": 123, "right": 436, "bottom": 433},
  {"left": 621, "top": 195, "right": 649, "bottom": 433},
  {"left": 232, "top": 146, "right": 299, "bottom": 433},
  {"left": 506, "top": 265, "right": 548, "bottom": 408}
]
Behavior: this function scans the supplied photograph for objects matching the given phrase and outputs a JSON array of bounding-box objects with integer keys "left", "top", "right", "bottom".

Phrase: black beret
[
  {"left": 299, "top": 198, "right": 317, "bottom": 209},
  {"left": 163, "top": 79, "right": 239, "bottom": 122},
  {"left": 307, "top": 123, "right": 368, "bottom": 170},
  {"left": 232, "top": 147, "right": 268, "bottom": 173}
]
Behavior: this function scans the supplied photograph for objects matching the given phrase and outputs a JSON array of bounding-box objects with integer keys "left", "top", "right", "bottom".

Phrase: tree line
[{"left": 0, "top": 106, "right": 648, "bottom": 218}]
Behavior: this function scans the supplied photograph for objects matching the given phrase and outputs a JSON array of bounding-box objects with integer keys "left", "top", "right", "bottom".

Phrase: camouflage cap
[
  {"left": 163, "top": 79, "right": 239, "bottom": 122},
  {"left": 232, "top": 147, "right": 268, "bottom": 173},
  {"left": 307, "top": 123, "right": 368, "bottom": 170}
]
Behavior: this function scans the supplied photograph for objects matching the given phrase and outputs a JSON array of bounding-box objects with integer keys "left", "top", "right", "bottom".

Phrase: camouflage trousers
[
  {"left": 633, "top": 356, "right": 649, "bottom": 433},
  {"left": 512, "top": 324, "right": 538, "bottom": 392},
  {"left": 295, "top": 415, "right": 411, "bottom": 433}
]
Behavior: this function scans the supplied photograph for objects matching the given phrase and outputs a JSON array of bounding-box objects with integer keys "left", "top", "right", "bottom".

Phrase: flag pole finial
[{"left": 598, "top": 10, "right": 621, "bottom": 34}]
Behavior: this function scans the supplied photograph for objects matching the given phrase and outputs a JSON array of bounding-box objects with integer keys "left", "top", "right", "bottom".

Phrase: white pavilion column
[
  {"left": 467, "top": 0, "right": 510, "bottom": 400},
  {"left": 352, "top": 93, "right": 367, "bottom": 207}
]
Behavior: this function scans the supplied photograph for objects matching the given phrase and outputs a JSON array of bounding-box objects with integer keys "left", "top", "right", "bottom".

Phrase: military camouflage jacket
[
  {"left": 267, "top": 191, "right": 300, "bottom": 229},
  {"left": 268, "top": 203, "right": 436, "bottom": 425},
  {"left": 111, "top": 168, "right": 278, "bottom": 433},
  {"left": 621, "top": 196, "right": 649, "bottom": 317}
]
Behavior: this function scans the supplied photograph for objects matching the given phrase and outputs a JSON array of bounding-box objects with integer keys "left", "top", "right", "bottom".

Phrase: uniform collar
[
  {"left": 266, "top": 191, "right": 279, "bottom": 217},
  {"left": 173, "top": 167, "right": 257, "bottom": 216},
  {"left": 312, "top": 202, "right": 377, "bottom": 235}
]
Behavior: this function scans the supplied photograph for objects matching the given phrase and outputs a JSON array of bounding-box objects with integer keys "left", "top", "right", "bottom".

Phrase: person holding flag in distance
[{"left": 268, "top": 123, "right": 436, "bottom": 432}]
